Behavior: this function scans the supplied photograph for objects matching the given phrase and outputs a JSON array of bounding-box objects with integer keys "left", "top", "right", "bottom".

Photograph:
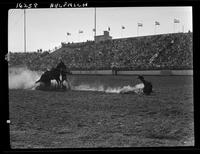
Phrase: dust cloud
[
  {"left": 9, "top": 67, "right": 42, "bottom": 90},
  {"left": 73, "top": 83, "right": 144, "bottom": 94}
]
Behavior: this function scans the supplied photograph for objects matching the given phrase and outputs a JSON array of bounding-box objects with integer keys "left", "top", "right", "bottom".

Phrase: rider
[
  {"left": 56, "top": 58, "right": 71, "bottom": 89},
  {"left": 137, "top": 75, "right": 153, "bottom": 95},
  {"left": 111, "top": 62, "right": 118, "bottom": 76},
  {"left": 57, "top": 57, "right": 67, "bottom": 71}
]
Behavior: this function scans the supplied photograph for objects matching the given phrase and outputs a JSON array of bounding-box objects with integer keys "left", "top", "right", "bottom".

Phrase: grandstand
[{"left": 9, "top": 32, "right": 193, "bottom": 72}]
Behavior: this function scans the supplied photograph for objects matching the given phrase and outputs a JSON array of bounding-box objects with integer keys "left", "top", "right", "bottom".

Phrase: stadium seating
[{"left": 9, "top": 32, "right": 193, "bottom": 71}]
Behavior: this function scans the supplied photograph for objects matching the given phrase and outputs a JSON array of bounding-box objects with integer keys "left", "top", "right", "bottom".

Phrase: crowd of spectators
[{"left": 9, "top": 32, "right": 193, "bottom": 71}]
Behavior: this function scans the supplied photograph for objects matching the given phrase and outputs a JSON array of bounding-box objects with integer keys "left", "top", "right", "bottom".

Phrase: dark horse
[
  {"left": 55, "top": 60, "right": 72, "bottom": 89},
  {"left": 35, "top": 67, "right": 61, "bottom": 88},
  {"left": 35, "top": 70, "right": 52, "bottom": 88},
  {"left": 35, "top": 61, "right": 72, "bottom": 89}
]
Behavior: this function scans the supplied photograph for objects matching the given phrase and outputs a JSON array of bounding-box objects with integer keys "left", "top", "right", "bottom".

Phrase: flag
[
  {"left": 122, "top": 26, "right": 125, "bottom": 29},
  {"left": 155, "top": 21, "right": 160, "bottom": 25},
  {"left": 108, "top": 27, "right": 110, "bottom": 31},
  {"left": 174, "top": 19, "right": 180, "bottom": 23},
  {"left": 67, "top": 32, "right": 71, "bottom": 36},
  {"left": 93, "top": 28, "right": 96, "bottom": 32},
  {"left": 138, "top": 23, "right": 143, "bottom": 27},
  {"left": 79, "top": 30, "right": 83, "bottom": 33},
  {"left": 149, "top": 53, "right": 158, "bottom": 64}
]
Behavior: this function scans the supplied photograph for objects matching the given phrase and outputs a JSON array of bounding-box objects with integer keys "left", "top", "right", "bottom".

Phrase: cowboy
[
  {"left": 57, "top": 58, "right": 67, "bottom": 71},
  {"left": 111, "top": 62, "right": 118, "bottom": 76},
  {"left": 137, "top": 75, "right": 153, "bottom": 95}
]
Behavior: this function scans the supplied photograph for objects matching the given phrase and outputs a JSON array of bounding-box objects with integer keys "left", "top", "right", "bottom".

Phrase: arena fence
[{"left": 71, "top": 70, "right": 193, "bottom": 76}]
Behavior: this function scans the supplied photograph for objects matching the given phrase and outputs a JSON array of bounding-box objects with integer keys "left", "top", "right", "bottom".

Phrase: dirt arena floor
[{"left": 9, "top": 75, "right": 194, "bottom": 148}]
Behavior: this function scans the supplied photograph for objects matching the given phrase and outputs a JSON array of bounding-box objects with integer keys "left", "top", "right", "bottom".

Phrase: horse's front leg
[
  {"left": 56, "top": 79, "right": 61, "bottom": 88},
  {"left": 60, "top": 80, "right": 63, "bottom": 88},
  {"left": 59, "top": 79, "right": 62, "bottom": 88},
  {"left": 60, "top": 79, "right": 64, "bottom": 89}
]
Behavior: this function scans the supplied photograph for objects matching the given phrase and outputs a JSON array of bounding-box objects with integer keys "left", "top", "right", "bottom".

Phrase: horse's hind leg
[
  {"left": 66, "top": 78, "right": 71, "bottom": 90},
  {"left": 55, "top": 79, "right": 59, "bottom": 88}
]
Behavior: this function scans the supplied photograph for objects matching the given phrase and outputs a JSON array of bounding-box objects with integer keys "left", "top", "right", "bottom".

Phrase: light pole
[{"left": 24, "top": 9, "right": 26, "bottom": 52}]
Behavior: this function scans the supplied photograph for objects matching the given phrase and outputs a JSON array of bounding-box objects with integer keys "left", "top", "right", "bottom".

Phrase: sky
[{"left": 8, "top": 7, "right": 192, "bottom": 52}]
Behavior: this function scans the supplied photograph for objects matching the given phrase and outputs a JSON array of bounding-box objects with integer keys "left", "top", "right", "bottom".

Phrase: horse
[
  {"left": 59, "top": 68, "right": 72, "bottom": 89},
  {"left": 49, "top": 67, "right": 62, "bottom": 87},
  {"left": 56, "top": 60, "right": 72, "bottom": 89},
  {"left": 35, "top": 67, "right": 62, "bottom": 88},
  {"left": 35, "top": 67, "right": 72, "bottom": 89},
  {"left": 35, "top": 70, "right": 52, "bottom": 88},
  {"left": 36, "top": 59, "right": 72, "bottom": 89}
]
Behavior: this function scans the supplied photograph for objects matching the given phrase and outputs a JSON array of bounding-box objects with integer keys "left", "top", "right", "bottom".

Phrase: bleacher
[{"left": 9, "top": 32, "right": 193, "bottom": 71}]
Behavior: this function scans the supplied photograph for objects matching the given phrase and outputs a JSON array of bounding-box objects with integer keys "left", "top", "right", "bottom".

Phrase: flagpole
[
  {"left": 24, "top": 9, "right": 26, "bottom": 53},
  {"left": 67, "top": 34, "right": 69, "bottom": 43},
  {"left": 94, "top": 7, "right": 96, "bottom": 42},
  {"left": 137, "top": 25, "right": 139, "bottom": 36},
  {"left": 121, "top": 27, "right": 122, "bottom": 38},
  {"left": 154, "top": 24, "right": 156, "bottom": 35},
  {"left": 79, "top": 31, "right": 80, "bottom": 42},
  {"left": 94, "top": 7, "right": 96, "bottom": 71}
]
